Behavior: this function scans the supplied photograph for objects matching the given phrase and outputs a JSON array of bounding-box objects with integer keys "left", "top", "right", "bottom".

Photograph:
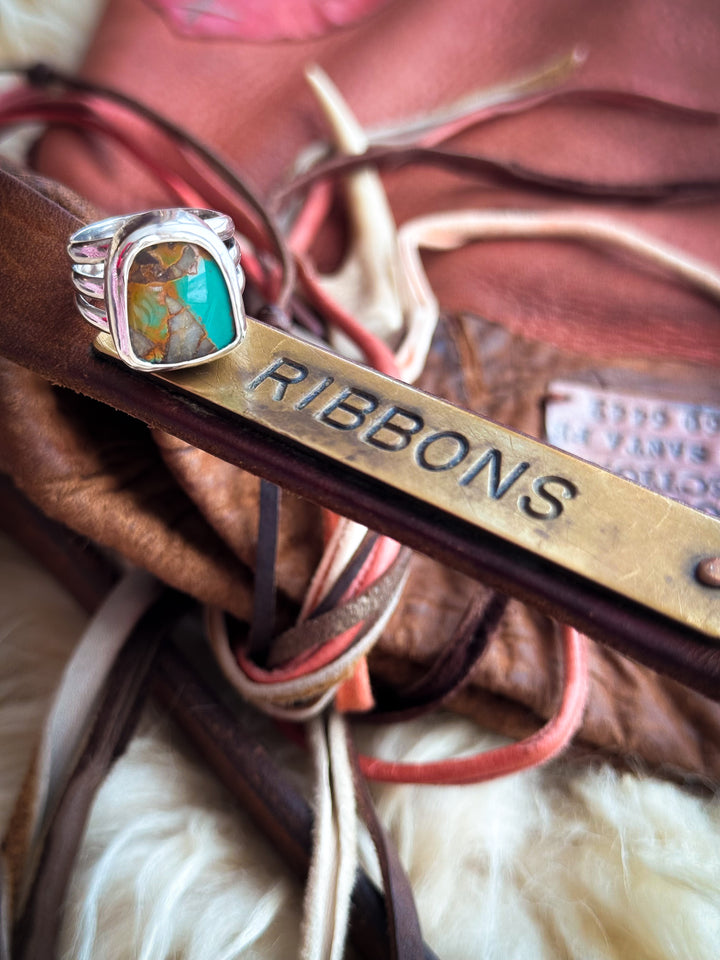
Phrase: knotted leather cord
[
  {"left": 246, "top": 529, "right": 381, "bottom": 679},
  {"left": 0, "top": 67, "right": 404, "bottom": 727},
  {"left": 207, "top": 549, "right": 412, "bottom": 714},
  {"left": 267, "top": 532, "right": 386, "bottom": 669},
  {"left": 240, "top": 527, "right": 386, "bottom": 712}
]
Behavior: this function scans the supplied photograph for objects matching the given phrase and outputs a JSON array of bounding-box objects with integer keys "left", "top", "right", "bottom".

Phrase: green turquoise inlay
[{"left": 127, "top": 242, "right": 235, "bottom": 364}]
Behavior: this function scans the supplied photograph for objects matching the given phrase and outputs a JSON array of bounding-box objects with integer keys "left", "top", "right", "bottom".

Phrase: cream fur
[
  {"left": 1, "top": 532, "right": 720, "bottom": 959},
  {"left": 0, "top": 0, "right": 101, "bottom": 68},
  {"left": 0, "top": 0, "right": 103, "bottom": 161},
  {"left": 2, "top": 3, "right": 720, "bottom": 955}
]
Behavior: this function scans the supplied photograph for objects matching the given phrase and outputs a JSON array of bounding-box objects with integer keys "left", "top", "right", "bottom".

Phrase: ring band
[
  {"left": 67, "top": 209, "right": 235, "bottom": 261},
  {"left": 68, "top": 208, "right": 247, "bottom": 371}
]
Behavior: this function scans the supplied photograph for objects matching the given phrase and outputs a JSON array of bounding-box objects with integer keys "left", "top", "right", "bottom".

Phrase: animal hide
[{"left": 1, "top": 532, "right": 720, "bottom": 959}]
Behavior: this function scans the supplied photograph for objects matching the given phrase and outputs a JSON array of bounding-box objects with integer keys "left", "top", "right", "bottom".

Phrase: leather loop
[
  {"left": 370, "top": 592, "right": 508, "bottom": 721},
  {"left": 359, "top": 626, "right": 589, "bottom": 786}
]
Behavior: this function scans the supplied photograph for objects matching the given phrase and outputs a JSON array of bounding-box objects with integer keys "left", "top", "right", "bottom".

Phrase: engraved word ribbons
[{"left": 96, "top": 318, "right": 720, "bottom": 643}]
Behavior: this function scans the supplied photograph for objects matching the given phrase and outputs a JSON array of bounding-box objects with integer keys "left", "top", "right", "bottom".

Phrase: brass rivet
[{"left": 696, "top": 557, "right": 720, "bottom": 587}]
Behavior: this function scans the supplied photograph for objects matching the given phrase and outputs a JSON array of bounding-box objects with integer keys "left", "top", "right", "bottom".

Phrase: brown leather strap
[
  {"left": 247, "top": 479, "right": 281, "bottom": 661},
  {"left": 310, "top": 531, "right": 380, "bottom": 619},
  {"left": 350, "top": 737, "right": 433, "bottom": 960},
  {"left": 12, "top": 590, "right": 188, "bottom": 960},
  {"left": 266, "top": 548, "right": 411, "bottom": 667}
]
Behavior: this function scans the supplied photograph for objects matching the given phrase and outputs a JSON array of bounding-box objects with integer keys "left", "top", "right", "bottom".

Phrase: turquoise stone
[{"left": 127, "top": 242, "right": 235, "bottom": 364}]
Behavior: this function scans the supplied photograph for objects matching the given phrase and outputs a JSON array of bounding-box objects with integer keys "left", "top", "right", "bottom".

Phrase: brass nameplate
[{"left": 96, "top": 321, "right": 720, "bottom": 640}]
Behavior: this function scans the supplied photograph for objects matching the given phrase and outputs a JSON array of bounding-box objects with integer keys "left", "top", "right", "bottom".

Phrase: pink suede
[
  {"left": 37, "top": 0, "right": 720, "bottom": 363},
  {"left": 146, "top": 0, "right": 393, "bottom": 41}
]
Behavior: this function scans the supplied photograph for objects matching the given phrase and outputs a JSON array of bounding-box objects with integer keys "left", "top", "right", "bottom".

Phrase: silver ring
[{"left": 68, "top": 208, "right": 247, "bottom": 371}]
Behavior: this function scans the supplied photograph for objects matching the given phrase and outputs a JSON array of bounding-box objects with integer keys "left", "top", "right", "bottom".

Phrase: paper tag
[{"left": 546, "top": 380, "right": 720, "bottom": 517}]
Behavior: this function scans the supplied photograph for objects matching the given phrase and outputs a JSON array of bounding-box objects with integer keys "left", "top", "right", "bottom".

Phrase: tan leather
[{"left": 154, "top": 433, "right": 323, "bottom": 606}]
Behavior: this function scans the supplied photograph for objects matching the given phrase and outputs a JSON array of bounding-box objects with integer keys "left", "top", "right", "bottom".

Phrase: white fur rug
[
  {"left": 2, "top": 3, "right": 720, "bottom": 957},
  {"left": 2, "top": 531, "right": 720, "bottom": 959}
]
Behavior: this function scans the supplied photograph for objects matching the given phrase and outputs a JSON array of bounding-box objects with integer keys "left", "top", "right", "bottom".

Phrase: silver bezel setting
[{"left": 105, "top": 210, "right": 246, "bottom": 372}]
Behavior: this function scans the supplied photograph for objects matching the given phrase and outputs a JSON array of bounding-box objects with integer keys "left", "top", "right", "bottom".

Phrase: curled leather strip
[
  {"left": 358, "top": 626, "right": 589, "bottom": 786},
  {"left": 271, "top": 142, "right": 720, "bottom": 211},
  {"left": 369, "top": 592, "right": 508, "bottom": 721}
]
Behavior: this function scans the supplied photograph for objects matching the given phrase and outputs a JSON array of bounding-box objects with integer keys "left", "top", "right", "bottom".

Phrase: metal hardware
[{"left": 696, "top": 558, "right": 720, "bottom": 588}]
